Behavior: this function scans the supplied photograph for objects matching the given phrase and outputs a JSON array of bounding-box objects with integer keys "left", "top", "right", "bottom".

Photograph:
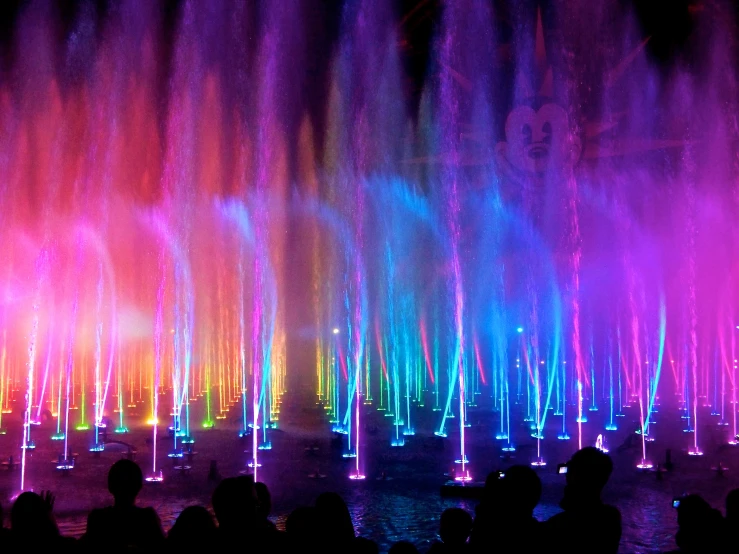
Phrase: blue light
[{"left": 516, "top": 327, "right": 524, "bottom": 333}]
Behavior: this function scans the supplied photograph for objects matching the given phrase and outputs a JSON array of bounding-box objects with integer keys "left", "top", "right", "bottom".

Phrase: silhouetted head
[
  {"left": 501, "top": 465, "right": 542, "bottom": 516},
  {"left": 286, "top": 506, "right": 319, "bottom": 548},
  {"left": 439, "top": 507, "right": 472, "bottom": 546},
  {"left": 388, "top": 541, "right": 420, "bottom": 554},
  {"left": 168, "top": 505, "right": 216, "bottom": 547},
  {"left": 211, "top": 475, "right": 257, "bottom": 530},
  {"left": 565, "top": 447, "right": 613, "bottom": 497},
  {"left": 675, "top": 495, "right": 724, "bottom": 551},
  {"left": 315, "top": 492, "right": 354, "bottom": 543},
  {"left": 108, "top": 459, "right": 143, "bottom": 506},
  {"left": 255, "top": 482, "right": 271, "bottom": 520},
  {"left": 726, "top": 489, "right": 739, "bottom": 522},
  {"left": 10, "top": 492, "right": 58, "bottom": 541},
  {"left": 354, "top": 536, "right": 379, "bottom": 554},
  {"left": 482, "top": 470, "right": 502, "bottom": 504}
]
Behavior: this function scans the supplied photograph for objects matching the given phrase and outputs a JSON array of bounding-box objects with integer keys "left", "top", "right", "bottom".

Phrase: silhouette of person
[
  {"left": 315, "top": 492, "right": 355, "bottom": 552},
  {"left": 167, "top": 505, "right": 216, "bottom": 552},
  {"left": 0, "top": 500, "right": 7, "bottom": 544},
  {"left": 254, "top": 481, "right": 287, "bottom": 548},
  {"left": 255, "top": 481, "right": 277, "bottom": 532},
  {"left": 354, "top": 536, "right": 380, "bottom": 554},
  {"left": 429, "top": 507, "right": 472, "bottom": 554},
  {"left": 9, "top": 491, "right": 69, "bottom": 548},
  {"left": 471, "top": 465, "right": 542, "bottom": 552},
  {"left": 388, "top": 541, "right": 421, "bottom": 554},
  {"left": 469, "top": 469, "right": 503, "bottom": 549},
  {"left": 82, "top": 459, "right": 164, "bottom": 552},
  {"left": 543, "top": 447, "right": 621, "bottom": 554},
  {"left": 664, "top": 494, "right": 725, "bottom": 553},
  {"left": 286, "top": 506, "right": 320, "bottom": 550},
  {"left": 726, "top": 489, "right": 739, "bottom": 530},
  {"left": 212, "top": 475, "right": 259, "bottom": 547}
]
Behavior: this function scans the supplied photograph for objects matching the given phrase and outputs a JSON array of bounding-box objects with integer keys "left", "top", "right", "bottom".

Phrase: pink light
[
  {"left": 145, "top": 470, "right": 164, "bottom": 483},
  {"left": 577, "top": 381, "right": 583, "bottom": 450},
  {"left": 454, "top": 471, "right": 473, "bottom": 482},
  {"left": 354, "top": 337, "right": 362, "bottom": 481},
  {"left": 349, "top": 473, "right": 366, "bottom": 480},
  {"left": 419, "top": 318, "right": 435, "bottom": 384},
  {"left": 636, "top": 459, "right": 653, "bottom": 469},
  {"left": 374, "top": 317, "right": 389, "bottom": 383},
  {"left": 472, "top": 336, "right": 487, "bottom": 385}
]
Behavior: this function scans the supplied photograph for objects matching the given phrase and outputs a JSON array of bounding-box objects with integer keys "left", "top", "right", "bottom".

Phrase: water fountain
[{"left": 0, "top": 0, "right": 735, "bottom": 500}]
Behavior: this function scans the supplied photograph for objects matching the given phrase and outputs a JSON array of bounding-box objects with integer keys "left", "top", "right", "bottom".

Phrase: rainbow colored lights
[{"left": 0, "top": 0, "right": 737, "bottom": 492}]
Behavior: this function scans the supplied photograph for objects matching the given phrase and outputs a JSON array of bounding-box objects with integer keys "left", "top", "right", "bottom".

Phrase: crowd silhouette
[{"left": 0, "top": 446, "right": 735, "bottom": 552}]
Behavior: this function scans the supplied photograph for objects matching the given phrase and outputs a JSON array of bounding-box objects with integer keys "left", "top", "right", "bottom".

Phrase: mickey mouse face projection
[{"left": 496, "top": 100, "right": 581, "bottom": 177}]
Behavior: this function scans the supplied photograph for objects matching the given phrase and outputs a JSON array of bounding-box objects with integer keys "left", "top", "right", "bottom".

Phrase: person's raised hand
[{"left": 41, "top": 490, "right": 55, "bottom": 512}]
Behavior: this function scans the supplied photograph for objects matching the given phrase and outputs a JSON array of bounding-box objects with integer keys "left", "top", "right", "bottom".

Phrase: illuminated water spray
[
  {"left": 146, "top": 259, "right": 166, "bottom": 484},
  {"left": 20, "top": 248, "right": 48, "bottom": 490}
]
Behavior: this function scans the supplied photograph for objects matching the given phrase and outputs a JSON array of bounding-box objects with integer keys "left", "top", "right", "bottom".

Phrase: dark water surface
[{"left": 1, "top": 403, "right": 737, "bottom": 553}]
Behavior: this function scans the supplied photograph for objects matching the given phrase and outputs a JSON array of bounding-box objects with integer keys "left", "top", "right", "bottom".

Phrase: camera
[
  {"left": 498, "top": 471, "right": 505, "bottom": 478},
  {"left": 672, "top": 498, "right": 682, "bottom": 508},
  {"left": 557, "top": 463, "right": 568, "bottom": 474}
]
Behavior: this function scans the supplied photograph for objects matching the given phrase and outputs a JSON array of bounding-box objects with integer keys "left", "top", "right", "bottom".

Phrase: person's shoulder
[
  {"left": 136, "top": 506, "right": 163, "bottom": 526},
  {"left": 87, "top": 506, "right": 114, "bottom": 523}
]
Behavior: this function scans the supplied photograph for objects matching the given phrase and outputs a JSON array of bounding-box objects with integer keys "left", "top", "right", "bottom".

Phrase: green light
[
  {"left": 75, "top": 424, "right": 90, "bottom": 431},
  {"left": 202, "top": 420, "right": 215, "bottom": 429},
  {"left": 114, "top": 427, "right": 129, "bottom": 434}
]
